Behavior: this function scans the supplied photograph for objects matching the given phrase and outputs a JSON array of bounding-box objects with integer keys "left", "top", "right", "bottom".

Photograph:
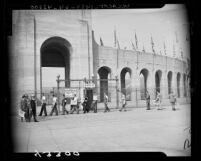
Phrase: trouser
[
  {"left": 119, "top": 104, "right": 126, "bottom": 111},
  {"left": 171, "top": 102, "right": 176, "bottom": 110},
  {"left": 62, "top": 104, "right": 69, "bottom": 115},
  {"left": 39, "top": 103, "right": 47, "bottom": 116},
  {"left": 93, "top": 101, "right": 97, "bottom": 113},
  {"left": 50, "top": 103, "right": 58, "bottom": 116},
  {"left": 30, "top": 109, "right": 38, "bottom": 122},
  {"left": 104, "top": 103, "right": 110, "bottom": 112},
  {"left": 25, "top": 108, "right": 30, "bottom": 122},
  {"left": 146, "top": 101, "right": 150, "bottom": 110},
  {"left": 70, "top": 105, "right": 79, "bottom": 114}
]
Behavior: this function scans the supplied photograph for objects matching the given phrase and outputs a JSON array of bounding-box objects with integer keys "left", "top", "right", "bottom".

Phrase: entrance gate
[{"left": 56, "top": 77, "right": 119, "bottom": 111}]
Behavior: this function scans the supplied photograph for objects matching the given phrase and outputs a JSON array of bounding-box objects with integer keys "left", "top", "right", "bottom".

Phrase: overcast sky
[
  {"left": 91, "top": 4, "right": 189, "bottom": 58},
  {"left": 43, "top": 4, "right": 190, "bottom": 87}
]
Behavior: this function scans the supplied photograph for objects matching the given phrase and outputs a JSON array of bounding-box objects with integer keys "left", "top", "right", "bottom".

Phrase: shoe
[{"left": 34, "top": 120, "right": 39, "bottom": 122}]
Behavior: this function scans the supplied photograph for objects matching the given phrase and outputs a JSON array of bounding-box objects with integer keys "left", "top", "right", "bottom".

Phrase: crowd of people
[{"left": 19, "top": 90, "right": 177, "bottom": 122}]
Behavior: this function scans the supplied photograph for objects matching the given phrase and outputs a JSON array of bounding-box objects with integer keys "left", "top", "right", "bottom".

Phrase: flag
[
  {"left": 131, "top": 41, "right": 136, "bottom": 51},
  {"left": 100, "top": 37, "right": 104, "bottom": 46},
  {"left": 114, "top": 26, "right": 117, "bottom": 48},
  {"left": 117, "top": 39, "right": 120, "bottom": 49},
  {"left": 180, "top": 48, "right": 183, "bottom": 59},
  {"left": 135, "top": 32, "right": 138, "bottom": 50},
  {"left": 163, "top": 42, "right": 166, "bottom": 55},
  {"left": 151, "top": 35, "right": 155, "bottom": 53}
]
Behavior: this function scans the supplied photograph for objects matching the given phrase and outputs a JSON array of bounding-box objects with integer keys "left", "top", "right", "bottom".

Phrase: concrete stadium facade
[{"left": 9, "top": 10, "right": 190, "bottom": 114}]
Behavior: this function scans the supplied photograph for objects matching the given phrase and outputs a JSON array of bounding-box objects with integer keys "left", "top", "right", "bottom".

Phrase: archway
[
  {"left": 139, "top": 68, "right": 149, "bottom": 100},
  {"left": 155, "top": 70, "right": 162, "bottom": 96},
  {"left": 177, "top": 72, "right": 181, "bottom": 98},
  {"left": 167, "top": 71, "right": 173, "bottom": 95},
  {"left": 120, "top": 67, "right": 132, "bottom": 101},
  {"left": 40, "top": 37, "right": 72, "bottom": 91},
  {"left": 183, "top": 74, "right": 187, "bottom": 97},
  {"left": 98, "top": 66, "right": 111, "bottom": 102}
]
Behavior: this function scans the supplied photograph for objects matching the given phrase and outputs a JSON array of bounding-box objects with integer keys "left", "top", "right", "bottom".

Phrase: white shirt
[
  {"left": 53, "top": 97, "right": 57, "bottom": 105},
  {"left": 42, "top": 96, "right": 46, "bottom": 103},
  {"left": 71, "top": 96, "right": 77, "bottom": 105}
]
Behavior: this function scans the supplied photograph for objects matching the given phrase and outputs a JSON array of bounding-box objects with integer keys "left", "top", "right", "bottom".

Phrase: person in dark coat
[
  {"left": 62, "top": 94, "right": 68, "bottom": 115},
  {"left": 24, "top": 94, "right": 30, "bottom": 122},
  {"left": 20, "top": 95, "right": 26, "bottom": 122},
  {"left": 146, "top": 91, "right": 151, "bottom": 110},
  {"left": 83, "top": 97, "right": 89, "bottom": 113},
  {"left": 30, "top": 95, "right": 39, "bottom": 122}
]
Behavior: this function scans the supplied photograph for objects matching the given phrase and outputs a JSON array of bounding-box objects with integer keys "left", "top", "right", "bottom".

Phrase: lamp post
[{"left": 57, "top": 74, "right": 60, "bottom": 113}]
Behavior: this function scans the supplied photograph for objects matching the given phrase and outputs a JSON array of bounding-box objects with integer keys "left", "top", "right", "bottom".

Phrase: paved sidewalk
[{"left": 12, "top": 104, "right": 191, "bottom": 156}]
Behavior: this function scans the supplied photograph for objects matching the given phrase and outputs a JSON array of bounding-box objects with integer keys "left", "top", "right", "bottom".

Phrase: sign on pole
[{"left": 65, "top": 88, "right": 77, "bottom": 98}]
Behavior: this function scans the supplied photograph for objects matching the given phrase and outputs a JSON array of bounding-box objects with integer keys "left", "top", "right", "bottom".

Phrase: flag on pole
[
  {"left": 100, "top": 37, "right": 104, "bottom": 46},
  {"left": 131, "top": 41, "right": 136, "bottom": 51},
  {"left": 151, "top": 35, "right": 155, "bottom": 53},
  {"left": 117, "top": 39, "right": 120, "bottom": 49},
  {"left": 114, "top": 26, "right": 117, "bottom": 48},
  {"left": 163, "top": 42, "right": 166, "bottom": 55},
  {"left": 135, "top": 32, "right": 138, "bottom": 50}
]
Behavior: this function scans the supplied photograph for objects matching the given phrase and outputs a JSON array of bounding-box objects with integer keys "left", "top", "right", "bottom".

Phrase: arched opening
[
  {"left": 177, "top": 72, "right": 181, "bottom": 98},
  {"left": 120, "top": 67, "right": 132, "bottom": 101},
  {"left": 167, "top": 71, "right": 173, "bottom": 95},
  {"left": 183, "top": 74, "right": 187, "bottom": 97},
  {"left": 40, "top": 37, "right": 72, "bottom": 92},
  {"left": 155, "top": 70, "right": 162, "bottom": 96},
  {"left": 98, "top": 66, "right": 111, "bottom": 102},
  {"left": 139, "top": 68, "right": 149, "bottom": 100}
]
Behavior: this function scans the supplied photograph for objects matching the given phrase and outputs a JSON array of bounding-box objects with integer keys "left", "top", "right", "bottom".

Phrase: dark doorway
[
  {"left": 155, "top": 70, "right": 162, "bottom": 96},
  {"left": 40, "top": 37, "right": 72, "bottom": 91},
  {"left": 140, "top": 68, "right": 149, "bottom": 100},
  {"left": 167, "top": 71, "right": 172, "bottom": 94},
  {"left": 98, "top": 66, "right": 111, "bottom": 102},
  {"left": 177, "top": 72, "right": 181, "bottom": 98},
  {"left": 86, "top": 89, "right": 93, "bottom": 108},
  {"left": 120, "top": 67, "right": 132, "bottom": 101}
]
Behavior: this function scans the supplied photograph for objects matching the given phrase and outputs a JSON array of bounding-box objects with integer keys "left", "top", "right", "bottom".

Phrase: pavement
[{"left": 12, "top": 104, "right": 191, "bottom": 156}]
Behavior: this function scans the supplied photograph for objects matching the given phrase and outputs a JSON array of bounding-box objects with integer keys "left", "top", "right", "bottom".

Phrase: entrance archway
[
  {"left": 120, "top": 67, "right": 132, "bottom": 101},
  {"left": 167, "top": 71, "right": 173, "bottom": 94},
  {"left": 155, "top": 70, "right": 162, "bottom": 96},
  {"left": 140, "top": 68, "right": 149, "bottom": 100},
  {"left": 40, "top": 37, "right": 72, "bottom": 91},
  {"left": 183, "top": 74, "right": 187, "bottom": 97},
  {"left": 98, "top": 66, "right": 111, "bottom": 102},
  {"left": 177, "top": 72, "right": 181, "bottom": 98}
]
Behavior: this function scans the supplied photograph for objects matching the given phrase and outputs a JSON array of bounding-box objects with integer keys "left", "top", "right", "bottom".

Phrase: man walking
[
  {"left": 93, "top": 94, "right": 98, "bottom": 113},
  {"left": 146, "top": 90, "right": 151, "bottom": 110},
  {"left": 50, "top": 94, "right": 58, "bottom": 116},
  {"left": 39, "top": 93, "right": 47, "bottom": 116},
  {"left": 119, "top": 92, "right": 127, "bottom": 112},
  {"left": 30, "top": 95, "right": 39, "bottom": 122},
  {"left": 104, "top": 93, "right": 110, "bottom": 112},
  {"left": 19, "top": 95, "right": 26, "bottom": 122},
  {"left": 156, "top": 91, "right": 162, "bottom": 110},
  {"left": 62, "top": 94, "right": 68, "bottom": 115},
  {"left": 169, "top": 91, "right": 177, "bottom": 111},
  {"left": 70, "top": 94, "right": 79, "bottom": 114}
]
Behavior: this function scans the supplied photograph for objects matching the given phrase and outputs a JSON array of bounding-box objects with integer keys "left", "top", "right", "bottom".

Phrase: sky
[
  {"left": 43, "top": 4, "right": 190, "bottom": 87},
  {"left": 91, "top": 4, "right": 190, "bottom": 59}
]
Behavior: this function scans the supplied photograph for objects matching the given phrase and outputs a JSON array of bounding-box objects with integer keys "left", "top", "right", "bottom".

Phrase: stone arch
[
  {"left": 167, "top": 71, "right": 173, "bottom": 95},
  {"left": 139, "top": 68, "right": 149, "bottom": 100},
  {"left": 98, "top": 66, "right": 112, "bottom": 102},
  {"left": 155, "top": 70, "right": 162, "bottom": 96},
  {"left": 177, "top": 72, "right": 181, "bottom": 98},
  {"left": 183, "top": 73, "right": 187, "bottom": 97},
  {"left": 120, "top": 67, "right": 132, "bottom": 100},
  {"left": 40, "top": 36, "right": 72, "bottom": 88}
]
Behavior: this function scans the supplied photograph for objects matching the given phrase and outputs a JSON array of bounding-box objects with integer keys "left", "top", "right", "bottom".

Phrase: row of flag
[{"left": 99, "top": 27, "right": 190, "bottom": 59}]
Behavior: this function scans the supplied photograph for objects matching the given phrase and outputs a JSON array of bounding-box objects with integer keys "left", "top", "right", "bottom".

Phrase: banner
[{"left": 65, "top": 88, "right": 77, "bottom": 98}]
